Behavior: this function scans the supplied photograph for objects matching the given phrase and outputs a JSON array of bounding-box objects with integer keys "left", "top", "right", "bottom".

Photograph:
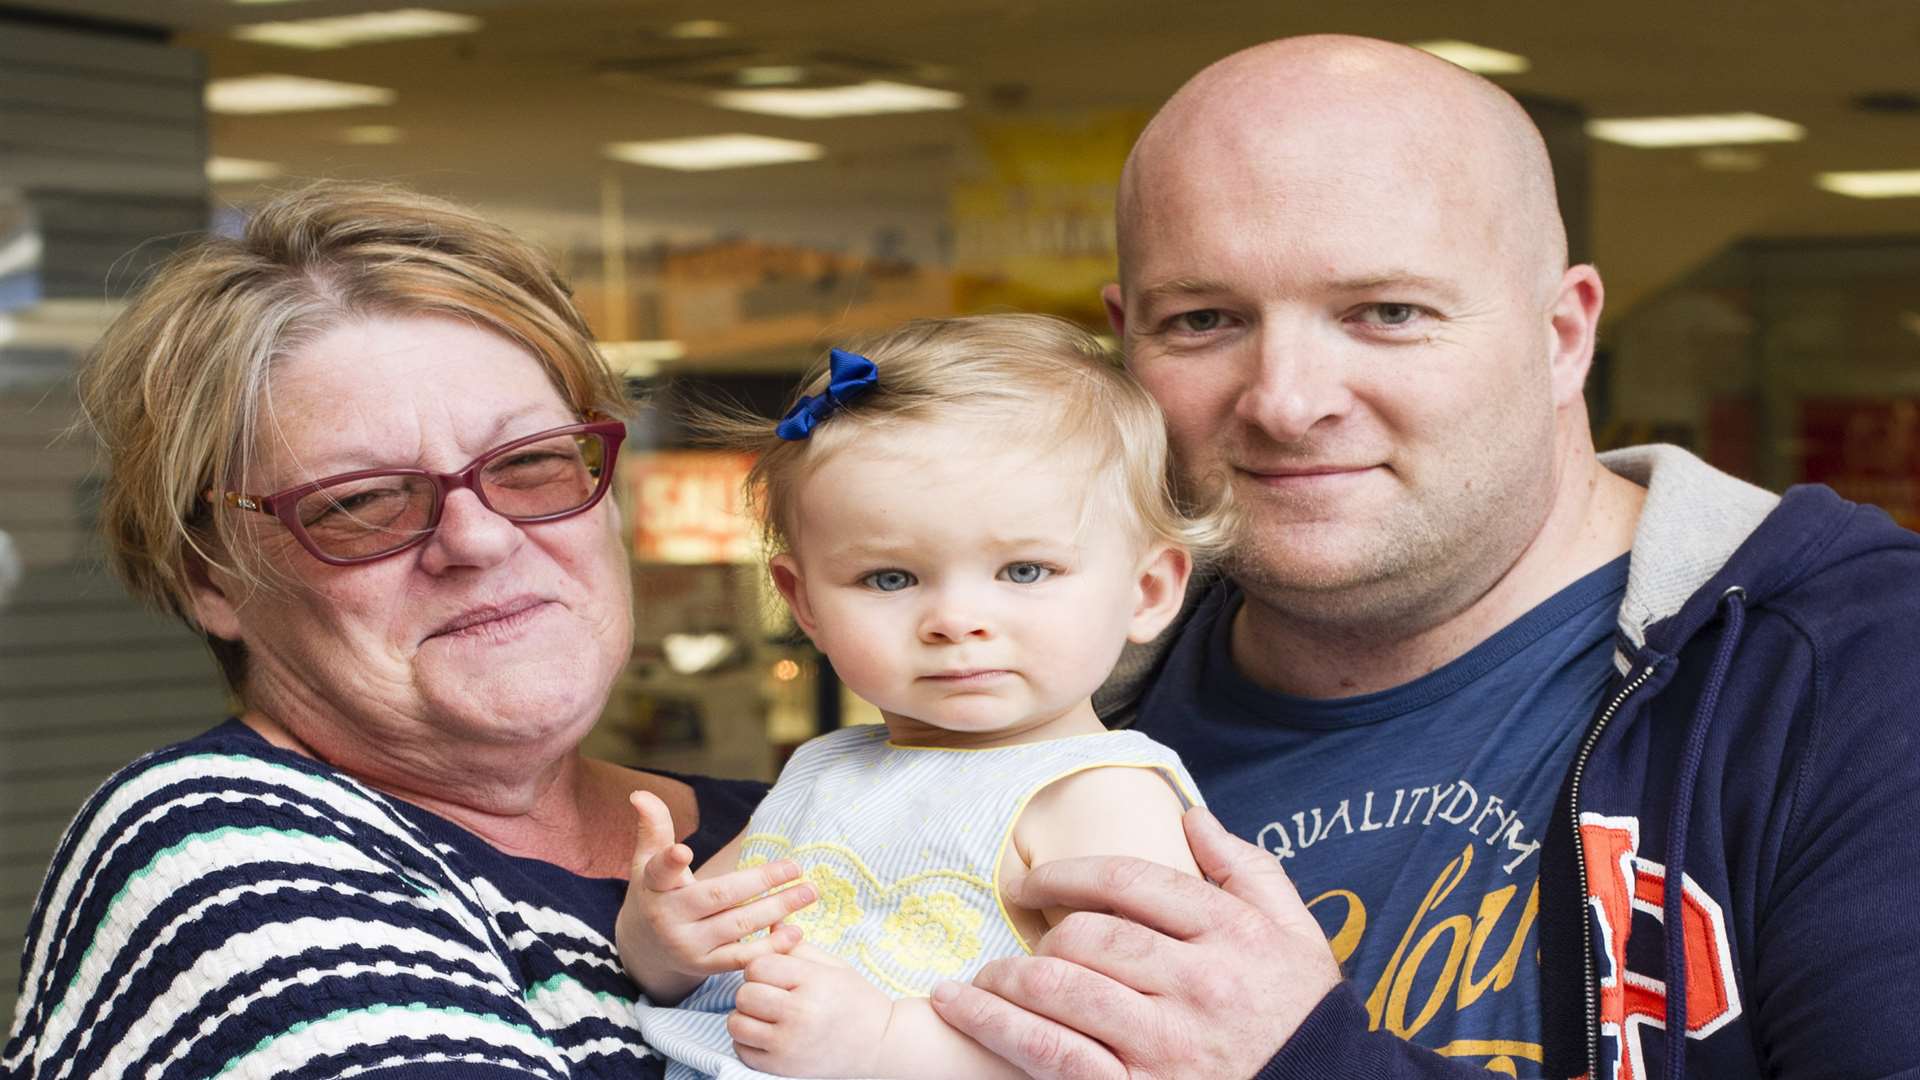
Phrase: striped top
[{"left": 3, "top": 719, "right": 762, "bottom": 1080}]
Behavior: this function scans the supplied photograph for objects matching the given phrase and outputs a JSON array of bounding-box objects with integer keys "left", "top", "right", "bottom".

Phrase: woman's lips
[{"left": 427, "top": 597, "right": 552, "bottom": 641}]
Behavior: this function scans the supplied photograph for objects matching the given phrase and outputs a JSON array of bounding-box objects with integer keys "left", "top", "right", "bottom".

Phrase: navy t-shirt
[{"left": 1133, "top": 556, "right": 1628, "bottom": 1077}]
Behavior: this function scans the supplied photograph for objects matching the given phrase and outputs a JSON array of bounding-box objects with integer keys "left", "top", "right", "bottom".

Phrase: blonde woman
[{"left": 3, "top": 183, "right": 798, "bottom": 1079}]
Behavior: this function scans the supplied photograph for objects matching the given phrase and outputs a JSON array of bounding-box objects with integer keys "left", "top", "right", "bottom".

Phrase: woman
[{"left": 2, "top": 183, "right": 812, "bottom": 1079}]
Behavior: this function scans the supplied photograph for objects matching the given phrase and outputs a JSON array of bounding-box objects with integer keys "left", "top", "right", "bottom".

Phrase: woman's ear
[
  {"left": 769, "top": 553, "right": 820, "bottom": 639},
  {"left": 184, "top": 553, "right": 244, "bottom": 641},
  {"left": 1126, "top": 543, "right": 1192, "bottom": 644}
]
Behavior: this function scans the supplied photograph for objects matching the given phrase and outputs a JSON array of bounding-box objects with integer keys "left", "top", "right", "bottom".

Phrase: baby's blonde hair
[{"left": 695, "top": 314, "right": 1231, "bottom": 563}]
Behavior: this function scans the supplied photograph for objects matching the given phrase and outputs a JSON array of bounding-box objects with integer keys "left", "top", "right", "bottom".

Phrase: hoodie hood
[{"left": 1598, "top": 444, "right": 1778, "bottom": 649}]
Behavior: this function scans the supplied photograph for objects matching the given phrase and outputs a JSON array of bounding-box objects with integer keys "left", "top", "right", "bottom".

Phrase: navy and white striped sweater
[{"left": 4, "top": 719, "right": 762, "bottom": 1079}]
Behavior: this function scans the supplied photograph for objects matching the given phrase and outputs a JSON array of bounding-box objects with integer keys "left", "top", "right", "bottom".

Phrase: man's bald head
[{"left": 1117, "top": 35, "right": 1566, "bottom": 300}]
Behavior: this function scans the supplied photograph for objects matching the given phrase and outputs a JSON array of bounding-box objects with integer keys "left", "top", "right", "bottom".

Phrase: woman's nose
[{"left": 416, "top": 487, "right": 521, "bottom": 573}]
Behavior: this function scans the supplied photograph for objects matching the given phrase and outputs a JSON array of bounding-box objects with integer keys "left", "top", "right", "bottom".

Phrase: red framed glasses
[{"left": 214, "top": 417, "right": 627, "bottom": 566}]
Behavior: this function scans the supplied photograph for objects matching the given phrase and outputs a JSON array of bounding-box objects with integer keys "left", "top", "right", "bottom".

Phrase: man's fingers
[
  {"left": 930, "top": 975, "right": 1123, "bottom": 1080},
  {"left": 969, "top": 954, "right": 1151, "bottom": 1058},
  {"left": 1034, "top": 910, "right": 1181, "bottom": 996},
  {"left": 1010, "top": 855, "right": 1226, "bottom": 940},
  {"left": 1184, "top": 806, "right": 1311, "bottom": 921}
]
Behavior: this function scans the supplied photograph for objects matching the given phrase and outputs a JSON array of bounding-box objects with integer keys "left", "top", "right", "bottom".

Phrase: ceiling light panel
[
  {"left": 604, "top": 135, "right": 825, "bottom": 171},
  {"left": 232, "top": 9, "right": 481, "bottom": 50},
  {"left": 667, "top": 19, "right": 732, "bottom": 39},
  {"left": 207, "top": 157, "right": 282, "bottom": 183},
  {"left": 1409, "top": 40, "right": 1531, "bottom": 75},
  {"left": 1817, "top": 170, "right": 1920, "bottom": 198},
  {"left": 712, "top": 80, "right": 963, "bottom": 119},
  {"left": 1586, "top": 112, "right": 1804, "bottom": 148},
  {"left": 207, "top": 75, "right": 396, "bottom": 114}
]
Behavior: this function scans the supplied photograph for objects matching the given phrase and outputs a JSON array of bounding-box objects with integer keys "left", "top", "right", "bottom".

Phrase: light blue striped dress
[{"left": 637, "top": 724, "right": 1201, "bottom": 1080}]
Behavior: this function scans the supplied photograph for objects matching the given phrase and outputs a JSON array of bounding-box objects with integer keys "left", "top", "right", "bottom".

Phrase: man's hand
[
  {"left": 730, "top": 943, "right": 894, "bottom": 1078},
  {"left": 614, "top": 790, "right": 816, "bottom": 1004},
  {"left": 929, "top": 807, "right": 1340, "bottom": 1079}
]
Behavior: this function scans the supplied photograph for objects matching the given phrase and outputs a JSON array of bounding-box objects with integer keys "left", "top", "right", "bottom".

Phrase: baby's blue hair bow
[{"left": 776, "top": 349, "right": 879, "bottom": 441}]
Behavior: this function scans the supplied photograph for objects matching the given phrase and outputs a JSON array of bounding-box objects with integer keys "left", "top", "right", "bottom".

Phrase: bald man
[{"left": 931, "top": 35, "right": 1920, "bottom": 1080}]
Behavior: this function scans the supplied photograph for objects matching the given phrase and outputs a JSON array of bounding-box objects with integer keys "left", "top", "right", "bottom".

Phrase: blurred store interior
[{"left": 2, "top": 0, "right": 1919, "bottom": 1009}]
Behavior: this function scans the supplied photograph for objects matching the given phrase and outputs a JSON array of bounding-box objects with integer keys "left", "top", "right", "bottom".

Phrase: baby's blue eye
[
  {"left": 863, "top": 569, "right": 916, "bottom": 592},
  {"left": 1001, "top": 563, "right": 1052, "bottom": 585}
]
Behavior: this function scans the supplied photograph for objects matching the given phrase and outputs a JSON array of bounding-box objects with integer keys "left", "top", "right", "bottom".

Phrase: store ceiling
[{"left": 17, "top": 0, "right": 1920, "bottom": 319}]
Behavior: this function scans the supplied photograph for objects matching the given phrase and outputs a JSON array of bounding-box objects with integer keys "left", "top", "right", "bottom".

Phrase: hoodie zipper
[{"left": 1571, "top": 659, "right": 1658, "bottom": 1080}]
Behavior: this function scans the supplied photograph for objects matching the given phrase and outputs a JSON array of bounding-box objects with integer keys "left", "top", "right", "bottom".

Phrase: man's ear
[
  {"left": 184, "top": 553, "right": 244, "bottom": 641},
  {"left": 1102, "top": 282, "right": 1128, "bottom": 339},
  {"left": 1547, "top": 264, "right": 1605, "bottom": 407},
  {"left": 769, "top": 553, "right": 820, "bottom": 640},
  {"left": 1126, "top": 543, "right": 1192, "bottom": 644}
]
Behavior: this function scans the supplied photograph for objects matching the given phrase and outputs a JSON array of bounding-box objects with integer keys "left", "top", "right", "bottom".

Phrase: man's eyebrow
[
  {"left": 1329, "top": 272, "right": 1465, "bottom": 302},
  {"left": 1133, "top": 277, "right": 1235, "bottom": 307}
]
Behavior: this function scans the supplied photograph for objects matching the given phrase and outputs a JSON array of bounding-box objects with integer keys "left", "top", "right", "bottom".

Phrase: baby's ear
[
  {"left": 1126, "top": 543, "right": 1191, "bottom": 644},
  {"left": 769, "top": 554, "right": 821, "bottom": 639}
]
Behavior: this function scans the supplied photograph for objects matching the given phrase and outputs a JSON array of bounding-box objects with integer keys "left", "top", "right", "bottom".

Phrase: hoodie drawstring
[{"left": 1661, "top": 585, "right": 1748, "bottom": 1080}]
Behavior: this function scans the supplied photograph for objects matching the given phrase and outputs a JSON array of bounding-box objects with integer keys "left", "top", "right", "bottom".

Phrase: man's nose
[
  {"left": 918, "top": 590, "right": 992, "bottom": 644},
  {"left": 1233, "top": 321, "right": 1356, "bottom": 443},
  {"left": 417, "top": 487, "right": 521, "bottom": 573}
]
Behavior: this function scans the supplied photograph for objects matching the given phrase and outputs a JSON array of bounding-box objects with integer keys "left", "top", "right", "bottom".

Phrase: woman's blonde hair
[
  {"left": 76, "top": 180, "right": 628, "bottom": 687},
  {"left": 696, "top": 313, "right": 1231, "bottom": 563}
]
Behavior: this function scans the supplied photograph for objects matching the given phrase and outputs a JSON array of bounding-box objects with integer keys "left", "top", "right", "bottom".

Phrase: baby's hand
[
  {"left": 730, "top": 943, "right": 893, "bottom": 1078},
  {"left": 615, "top": 791, "right": 816, "bottom": 1004}
]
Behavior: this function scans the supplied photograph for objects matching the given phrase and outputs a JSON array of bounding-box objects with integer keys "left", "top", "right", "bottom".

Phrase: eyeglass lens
[{"left": 292, "top": 432, "right": 607, "bottom": 560}]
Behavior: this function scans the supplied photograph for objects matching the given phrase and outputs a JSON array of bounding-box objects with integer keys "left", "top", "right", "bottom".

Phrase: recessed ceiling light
[
  {"left": 1817, "top": 170, "right": 1920, "bottom": 198},
  {"left": 711, "top": 80, "right": 962, "bottom": 119},
  {"left": 599, "top": 340, "right": 687, "bottom": 376},
  {"left": 207, "top": 157, "right": 282, "bottom": 183},
  {"left": 1409, "top": 40, "right": 1531, "bottom": 75},
  {"left": 1697, "top": 147, "right": 1766, "bottom": 172},
  {"left": 206, "top": 74, "right": 396, "bottom": 114},
  {"left": 666, "top": 19, "right": 732, "bottom": 39},
  {"left": 1586, "top": 112, "right": 1804, "bottom": 148},
  {"left": 736, "top": 65, "right": 808, "bottom": 87},
  {"left": 603, "top": 134, "right": 825, "bottom": 171},
  {"left": 342, "top": 124, "right": 404, "bottom": 144},
  {"left": 233, "top": 9, "right": 480, "bottom": 50}
]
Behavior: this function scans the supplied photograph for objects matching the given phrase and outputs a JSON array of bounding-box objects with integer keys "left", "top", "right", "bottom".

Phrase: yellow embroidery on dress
[
  {"left": 785, "top": 864, "right": 861, "bottom": 947},
  {"left": 876, "top": 892, "right": 984, "bottom": 976},
  {"left": 740, "top": 835, "right": 997, "bottom": 896}
]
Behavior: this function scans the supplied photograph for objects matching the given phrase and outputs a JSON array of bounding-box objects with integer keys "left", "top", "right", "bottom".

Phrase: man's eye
[
  {"left": 1000, "top": 563, "right": 1053, "bottom": 585},
  {"left": 1362, "top": 303, "right": 1420, "bottom": 327},
  {"left": 862, "top": 569, "right": 916, "bottom": 592},
  {"left": 1173, "top": 309, "right": 1225, "bottom": 333}
]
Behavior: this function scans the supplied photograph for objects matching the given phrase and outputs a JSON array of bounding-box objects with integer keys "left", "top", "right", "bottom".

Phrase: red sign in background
[
  {"left": 1800, "top": 399, "right": 1920, "bottom": 530},
  {"left": 627, "top": 451, "right": 758, "bottom": 563}
]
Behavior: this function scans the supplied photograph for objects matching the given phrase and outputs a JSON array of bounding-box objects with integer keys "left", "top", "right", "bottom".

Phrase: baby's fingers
[
  {"left": 696, "top": 882, "right": 817, "bottom": 945},
  {"left": 706, "top": 923, "right": 804, "bottom": 971},
  {"left": 674, "top": 858, "right": 807, "bottom": 917},
  {"left": 629, "top": 791, "right": 689, "bottom": 890},
  {"left": 641, "top": 842, "right": 696, "bottom": 893}
]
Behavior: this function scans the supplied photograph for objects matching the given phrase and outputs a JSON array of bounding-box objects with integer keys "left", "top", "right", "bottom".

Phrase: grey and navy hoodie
[{"left": 1109, "top": 445, "right": 1920, "bottom": 1079}]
